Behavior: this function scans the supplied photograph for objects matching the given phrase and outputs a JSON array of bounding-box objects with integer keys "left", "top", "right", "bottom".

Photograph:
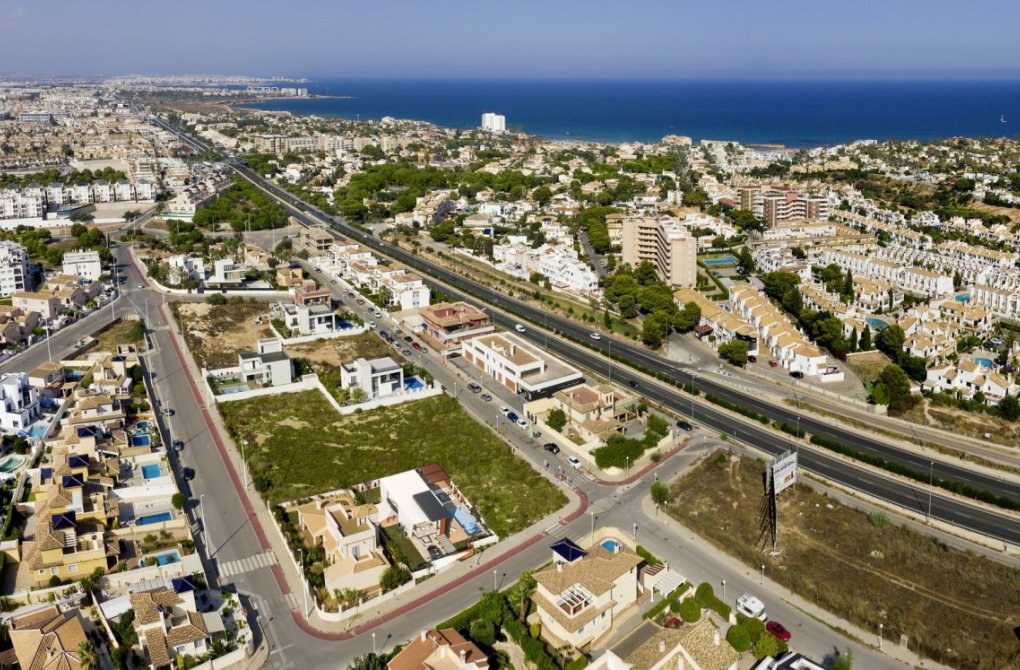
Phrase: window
[
  {"left": 51, "top": 567, "right": 59, "bottom": 575},
  {"left": 67, "top": 563, "right": 79, "bottom": 574}
]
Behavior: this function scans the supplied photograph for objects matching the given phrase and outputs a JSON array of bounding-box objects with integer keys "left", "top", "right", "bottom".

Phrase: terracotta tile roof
[
  {"left": 387, "top": 628, "right": 488, "bottom": 670},
  {"left": 165, "top": 611, "right": 208, "bottom": 646},
  {"left": 130, "top": 587, "right": 183, "bottom": 626},
  {"left": 10, "top": 607, "right": 88, "bottom": 670},
  {"left": 534, "top": 545, "right": 642, "bottom": 598},
  {"left": 144, "top": 627, "right": 170, "bottom": 668}
]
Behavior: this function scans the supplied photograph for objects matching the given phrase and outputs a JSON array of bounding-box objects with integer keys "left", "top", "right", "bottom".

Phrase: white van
[{"left": 736, "top": 593, "right": 768, "bottom": 621}]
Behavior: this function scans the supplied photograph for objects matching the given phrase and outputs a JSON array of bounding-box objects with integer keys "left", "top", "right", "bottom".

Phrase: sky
[{"left": 3, "top": 0, "right": 1020, "bottom": 80}]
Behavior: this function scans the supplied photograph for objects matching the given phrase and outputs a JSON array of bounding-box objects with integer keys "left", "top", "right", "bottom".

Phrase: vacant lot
[
  {"left": 284, "top": 332, "right": 391, "bottom": 368},
  {"left": 844, "top": 350, "right": 892, "bottom": 382},
  {"left": 666, "top": 452, "right": 1020, "bottom": 669},
  {"left": 220, "top": 393, "right": 566, "bottom": 537},
  {"left": 93, "top": 318, "right": 144, "bottom": 352},
  {"left": 172, "top": 302, "right": 272, "bottom": 368}
]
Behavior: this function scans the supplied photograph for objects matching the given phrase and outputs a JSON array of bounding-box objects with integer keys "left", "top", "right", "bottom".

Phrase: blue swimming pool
[
  {"left": 955, "top": 293, "right": 971, "bottom": 303},
  {"left": 137, "top": 512, "right": 173, "bottom": 526},
  {"left": 141, "top": 464, "right": 161, "bottom": 479},
  {"left": 131, "top": 434, "right": 151, "bottom": 447},
  {"left": 866, "top": 317, "right": 890, "bottom": 331},
  {"left": 975, "top": 357, "right": 993, "bottom": 368},
  {"left": 218, "top": 383, "right": 250, "bottom": 395},
  {"left": 150, "top": 549, "right": 181, "bottom": 566},
  {"left": 27, "top": 424, "right": 48, "bottom": 438},
  {"left": 702, "top": 254, "right": 738, "bottom": 267},
  {"left": 67, "top": 370, "right": 84, "bottom": 380},
  {"left": 601, "top": 539, "right": 619, "bottom": 553},
  {"left": 136, "top": 421, "right": 151, "bottom": 431},
  {"left": 404, "top": 377, "right": 424, "bottom": 391}
]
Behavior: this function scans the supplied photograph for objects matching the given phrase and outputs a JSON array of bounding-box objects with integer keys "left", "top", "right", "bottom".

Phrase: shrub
[
  {"left": 677, "top": 597, "right": 701, "bottom": 623},
  {"left": 206, "top": 293, "right": 227, "bottom": 305},
  {"left": 741, "top": 615, "right": 765, "bottom": 643},
  {"left": 868, "top": 511, "right": 890, "bottom": 528},
  {"left": 695, "top": 582, "right": 731, "bottom": 619},
  {"left": 636, "top": 545, "right": 660, "bottom": 566},
  {"left": 565, "top": 656, "right": 589, "bottom": 670},
  {"left": 469, "top": 618, "right": 496, "bottom": 647},
  {"left": 753, "top": 633, "right": 788, "bottom": 661},
  {"left": 379, "top": 566, "right": 411, "bottom": 593},
  {"left": 592, "top": 433, "right": 647, "bottom": 469},
  {"left": 726, "top": 624, "right": 752, "bottom": 652}
]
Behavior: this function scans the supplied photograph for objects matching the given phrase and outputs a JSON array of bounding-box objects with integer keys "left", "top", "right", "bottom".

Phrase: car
[
  {"left": 411, "top": 342, "right": 421, "bottom": 351},
  {"left": 515, "top": 418, "right": 528, "bottom": 430},
  {"left": 330, "top": 279, "right": 337, "bottom": 285},
  {"left": 356, "top": 298, "right": 365, "bottom": 305},
  {"left": 590, "top": 332, "right": 602, "bottom": 340},
  {"left": 480, "top": 392, "right": 492, "bottom": 401},
  {"left": 372, "top": 310, "right": 382, "bottom": 318},
  {"left": 420, "top": 346, "right": 429, "bottom": 354},
  {"left": 990, "top": 337, "right": 1004, "bottom": 347},
  {"left": 404, "top": 336, "right": 413, "bottom": 343},
  {"left": 628, "top": 380, "right": 640, "bottom": 389},
  {"left": 182, "top": 467, "right": 196, "bottom": 481},
  {"left": 402, "top": 348, "right": 413, "bottom": 356},
  {"left": 367, "top": 321, "right": 377, "bottom": 329},
  {"left": 391, "top": 340, "right": 402, "bottom": 350},
  {"left": 765, "top": 621, "right": 791, "bottom": 642},
  {"left": 426, "top": 545, "right": 442, "bottom": 560},
  {"left": 790, "top": 370, "right": 804, "bottom": 379},
  {"left": 379, "top": 330, "right": 390, "bottom": 340},
  {"left": 348, "top": 291, "right": 356, "bottom": 298},
  {"left": 173, "top": 440, "right": 185, "bottom": 452},
  {"left": 543, "top": 443, "right": 560, "bottom": 454},
  {"left": 735, "top": 593, "right": 767, "bottom": 621},
  {"left": 676, "top": 420, "right": 694, "bottom": 432},
  {"left": 515, "top": 324, "right": 526, "bottom": 333},
  {"left": 136, "top": 283, "right": 144, "bottom": 289},
  {"left": 506, "top": 411, "right": 519, "bottom": 423},
  {"left": 467, "top": 382, "right": 482, "bottom": 393},
  {"left": 567, "top": 456, "right": 582, "bottom": 469},
  {"left": 499, "top": 406, "right": 512, "bottom": 417}
]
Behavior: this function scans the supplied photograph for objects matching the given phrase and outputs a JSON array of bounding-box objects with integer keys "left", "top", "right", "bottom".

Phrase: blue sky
[{"left": 3, "top": 0, "right": 1020, "bottom": 79}]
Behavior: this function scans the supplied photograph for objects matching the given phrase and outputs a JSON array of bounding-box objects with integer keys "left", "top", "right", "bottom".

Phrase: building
[
  {"left": 620, "top": 217, "right": 696, "bottom": 288},
  {"left": 588, "top": 619, "right": 739, "bottom": 670},
  {"left": 61, "top": 249, "right": 103, "bottom": 281},
  {"left": 130, "top": 586, "right": 214, "bottom": 669},
  {"left": 296, "top": 224, "right": 335, "bottom": 255},
  {"left": 417, "top": 302, "right": 494, "bottom": 356},
  {"left": 294, "top": 280, "right": 332, "bottom": 307},
  {"left": 462, "top": 332, "right": 583, "bottom": 400},
  {"left": 0, "top": 241, "right": 30, "bottom": 296},
  {"left": 13, "top": 291, "right": 63, "bottom": 320},
  {"left": 238, "top": 338, "right": 293, "bottom": 387},
  {"left": 0, "top": 372, "right": 41, "bottom": 432},
  {"left": 279, "top": 302, "right": 341, "bottom": 336},
  {"left": 297, "top": 492, "right": 389, "bottom": 593},
  {"left": 388, "top": 628, "right": 490, "bottom": 670},
  {"left": 480, "top": 112, "right": 506, "bottom": 133},
  {"left": 532, "top": 539, "right": 643, "bottom": 649},
  {"left": 340, "top": 357, "right": 404, "bottom": 398},
  {"left": 167, "top": 255, "right": 206, "bottom": 285},
  {"left": 207, "top": 259, "right": 247, "bottom": 287},
  {"left": 10, "top": 605, "right": 93, "bottom": 670}
]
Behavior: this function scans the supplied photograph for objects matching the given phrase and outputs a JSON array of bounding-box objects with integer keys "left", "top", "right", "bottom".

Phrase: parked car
[
  {"left": 790, "top": 370, "right": 804, "bottom": 379},
  {"left": 676, "top": 420, "right": 694, "bottom": 432},
  {"left": 628, "top": 380, "right": 640, "bottom": 389},
  {"left": 427, "top": 545, "right": 442, "bottom": 560},
  {"left": 590, "top": 332, "right": 602, "bottom": 340},
  {"left": 391, "top": 341, "right": 401, "bottom": 350},
  {"left": 182, "top": 467, "right": 196, "bottom": 481},
  {"left": 411, "top": 342, "right": 422, "bottom": 351},
  {"left": 506, "top": 411, "right": 519, "bottom": 423},
  {"left": 515, "top": 418, "right": 528, "bottom": 430},
  {"left": 420, "top": 346, "right": 429, "bottom": 354},
  {"left": 404, "top": 336, "right": 413, "bottom": 343},
  {"left": 379, "top": 330, "right": 390, "bottom": 341},
  {"left": 735, "top": 593, "right": 768, "bottom": 621},
  {"left": 567, "top": 456, "right": 582, "bottom": 469},
  {"left": 515, "top": 324, "right": 526, "bottom": 333},
  {"left": 543, "top": 443, "right": 560, "bottom": 454},
  {"left": 765, "top": 621, "right": 791, "bottom": 642},
  {"left": 173, "top": 440, "right": 185, "bottom": 452},
  {"left": 402, "top": 348, "right": 413, "bottom": 356},
  {"left": 768, "top": 359, "right": 779, "bottom": 368},
  {"left": 356, "top": 298, "right": 365, "bottom": 304},
  {"left": 136, "top": 283, "right": 144, "bottom": 289},
  {"left": 467, "top": 383, "right": 482, "bottom": 393},
  {"left": 499, "top": 406, "right": 512, "bottom": 417},
  {"left": 367, "top": 321, "right": 377, "bottom": 329},
  {"left": 480, "top": 393, "right": 492, "bottom": 402}
]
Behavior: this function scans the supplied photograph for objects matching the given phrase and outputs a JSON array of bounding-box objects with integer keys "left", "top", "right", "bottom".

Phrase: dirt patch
[
  {"left": 844, "top": 350, "right": 892, "bottom": 382},
  {"left": 666, "top": 452, "right": 1020, "bottom": 670},
  {"left": 92, "top": 318, "right": 144, "bottom": 353},
  {"left": 284, "top": 333, "right": 392, "bottom": 368},
  {"left": 172, "top": 302, "right": 273, "bottom": 369}
]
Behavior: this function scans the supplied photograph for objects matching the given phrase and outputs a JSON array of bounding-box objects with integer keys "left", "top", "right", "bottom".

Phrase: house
[
  {"left": 10, "top": 605, "right": 93, "bottom": 670},
  {"left": 207, "top": 259, "right": 246, "bottom": 287},
  {"left": 377, "top": 469, "right": 452, "bottom": 539},
  {"left": 297, "top": 492, "right": 389, "bottom": 593},
  {"left": 531, "top": 540, "right": 643, "bottom": 648},
  {"left": 523, "top": 383, "right": 636, "bottom": 447},
  {"left": 238, "top": 338, "right": 293, "bottom": 387},
  {"left": 416, "top": 302, "right": 494, "bottom": 356},
  {"left": 294, "top": 280, "right": 332, "bottom": 307},
  {"left": 13, "top": 291, "right": 64, "bottom": 320},
  {"left": 925, "top": 357, "right": 1020, "bottom": 405},
  {"left": 340, "top": 357, "right": 404, "bottom": 398},
  {"left": 61, "top": 249, "right": 103, "bottom": 281},
  {"left": 387, "top": 628, "right": 489, "bottom": 670},
  {"left": 279, "top": 302, "right": 341, "bottom": 336},
  {"left": 276, "top": 264, "right": 304, "bottom": 288},
  {"left": 0, "top": 372, "right": 41, "bottom": 432},
  {"left": 166, "top": 255, "right": 206, "bottom": 285},
  {"left": 588, "top": 619, "right": 739, "bottom": 670},
  {"left": 130, "top": 586, "right": 214, "bottom": 669},
  {"left": 462, "top": 332, "right": 583, "bottom": 400}
]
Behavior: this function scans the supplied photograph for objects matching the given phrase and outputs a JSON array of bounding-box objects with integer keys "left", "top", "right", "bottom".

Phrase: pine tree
[
  {"left": 849, "top": 327, "right": 858, "bottom": 353},
  {"left": 860, "top": 324, "right": 872, "bottom": 351}
]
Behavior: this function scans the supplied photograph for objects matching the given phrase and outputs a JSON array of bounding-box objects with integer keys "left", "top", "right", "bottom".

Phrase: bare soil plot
[
  {"left": 666, "top": 452, "right": 1020, "bottom": 669},
  {"left": 172, "top": 302, "right": 272, "bottom": 369},
  {"left": 284, "top": 333, "right": 391, "bottom": 368},
  {"left": 844, "top": 350, "right": 892, "bottom": 382}
]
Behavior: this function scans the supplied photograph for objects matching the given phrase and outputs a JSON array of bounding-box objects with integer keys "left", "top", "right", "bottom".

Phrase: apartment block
[
  {"left": 61, "top": 249, "right": 103, "bottom": 281},
  {"left": 416, "top": 302, "right": 494, "bottom": 356},
  {"left": 620, "top": 216, "right": 696, "bottom": 288},
  {"left": 0, "top": 241, "right": 30, "bottom": 296},
  {"left": 462, "top": 332, "right": 583, "bottom": 400}
]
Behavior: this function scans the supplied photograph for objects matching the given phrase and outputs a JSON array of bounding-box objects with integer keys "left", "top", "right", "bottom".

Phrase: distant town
[{"left": 0, "top": 77, "right": 1015, "bottom": 670}]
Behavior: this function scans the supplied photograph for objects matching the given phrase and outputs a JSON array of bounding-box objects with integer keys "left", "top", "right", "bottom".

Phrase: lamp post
[
  {"left": 300, "top": 548, "right": 308, "bottom": 615},
  {"left": 493, "top": 569, "right": 498, "bottom": 591},
  {"left": 241, "top": 439, "right": 249, "bottom": 489},
  {"left": 760, "top": 564, "right": 764, "bottom": 585},
  {"left": 372, "top": 631, "right": 377, "bottom": 656},
  {"left": 632, "top": 523, "right": 637, "bottom": 542},
  {"left": 690, "top": 371, "right": 696, "bottom": 422},
  {"left": 928, "top": 461, "right": 934, "bottom": 523},
  {"left": 607, "top": 339, "right": 612, "bottom": 384},
  {"left": 44, "top": 325, "right": 52, "bottom": 364},
  {"left": 721, "top": 579, "right": 726, "bottom": 603},
  {"left": 590, "top": 511, "right": 595, "bottom": 546},
  {"left": 625, "top": 456, "right": 629, "bottom": 476},
  {"left": 878, "top": 623, "right": 884, "bottom": 651}
]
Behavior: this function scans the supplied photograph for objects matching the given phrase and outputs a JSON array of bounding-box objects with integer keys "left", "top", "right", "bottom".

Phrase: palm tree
[
  {"left": 335, "top": 587, "right": 360, "bottom": 611},
  {"left": 77, "top": 640, "right": 98, "bottom": 670}
]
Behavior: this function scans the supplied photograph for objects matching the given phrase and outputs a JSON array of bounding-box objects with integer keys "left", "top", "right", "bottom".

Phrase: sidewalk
[{"left": 637, "top": 495, "right": 955, "bottom": 670}]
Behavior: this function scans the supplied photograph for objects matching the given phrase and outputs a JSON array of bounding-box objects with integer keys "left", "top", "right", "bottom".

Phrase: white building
[
  {"left": 238, "top": 338, "right": 293, "bottom": 387},
  {"left": 167, "top": 255, "right": 207, "bottom": 285},
  {"left": 0, "top": 242, "right": 30, "bottom": 297},
  {"left": 462, "top": 332, "right": 583, "bottom": 400},
  {"left": 61, "top": 249, "right": 103, "bottom": 281},
  {"left": 339, "top": 357, "right": 404, "bottom": 398},
  {"left": 620, "top": 216, "right": 697, "bottom": 288},
  {"left": 480, "top": 112, "right": 506, "bottom": 133},
  {"left": 0, "top": 372, "right": 41, "bottom": 432},
  {"left": 208, "top": 259, "right": 247, "bottom": 286}
]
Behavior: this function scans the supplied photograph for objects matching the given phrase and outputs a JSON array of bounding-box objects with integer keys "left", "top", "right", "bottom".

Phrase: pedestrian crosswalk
[
  {"left": 218, "top": 550, "right": 277, "bottom": 578},
  {"left": 284, "top": 592, "right": 299, "bottom": 610}
]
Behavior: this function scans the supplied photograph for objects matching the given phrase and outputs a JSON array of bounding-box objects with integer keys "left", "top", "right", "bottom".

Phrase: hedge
[
  {"left": 705, "top": 394, "right": 770, "bottom": 424},
  {"left": 694, "top": 582, "right": 731, "bottom": 619},
  {"left": 726, "top": 624, "right": 752, "bottom": 652},
  {"left": 636, "top": 545, "right": 660, "bottom": 566},
  {"left": 642, "top": 583, "right": 689, "bottom": 620},
  {"left": 678, "top": 597, "right": 701, "bottom": 623},
  {"left": 809, "top": 434, "right": 1020, "bottom": 512}
]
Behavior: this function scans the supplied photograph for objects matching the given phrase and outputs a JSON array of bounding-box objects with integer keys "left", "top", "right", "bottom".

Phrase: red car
[{"left": 766, "top": 621, "right": 791, "bottom": 642}]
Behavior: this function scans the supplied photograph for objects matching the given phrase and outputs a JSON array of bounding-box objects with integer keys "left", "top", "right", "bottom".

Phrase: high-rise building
[
  {"left": 481, "top": 112, "right": 506, "bottom": 133},
  {"left": 0, "top": 241, "right": 30, "bottom": 296},
  {"left": 620, "top": 216, "right": 697, "bottom": 288}
]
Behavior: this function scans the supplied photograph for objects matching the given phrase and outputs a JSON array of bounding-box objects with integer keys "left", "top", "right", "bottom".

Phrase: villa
[{"left": 297, "top": 491, "right": 390, "bottom": 594}]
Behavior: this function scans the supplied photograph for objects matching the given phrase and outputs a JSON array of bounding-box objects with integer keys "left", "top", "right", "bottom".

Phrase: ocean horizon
[{"left": 240, "top": 78, "right": 1020, "bottom": 148}]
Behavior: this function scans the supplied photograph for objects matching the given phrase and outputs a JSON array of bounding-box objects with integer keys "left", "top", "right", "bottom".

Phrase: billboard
[{"left": 772, "top": 451, "right": 798, "bottom": 495}]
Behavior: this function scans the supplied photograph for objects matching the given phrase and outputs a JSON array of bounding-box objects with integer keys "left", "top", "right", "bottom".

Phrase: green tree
[
  {"left": 348, "top": 653, "right": 388, "bottom": 670},
  {"left": 650, "top": 481, "right": 669, "bottom": 505},
  {"left": 634, "top": 260, "right": 659, "bottom": 285},
  {"left": 762, "top": 271, "right": 800, "bottom": 302},
  {"left": 532, "top": 186, "right": 553, "bottom": 206},
  {"left": 849, "top": 327, "right": 858, "bottom": 353},
  {"left": 618, "top": 293, "right": 638, "bottom": 319},
  {"left": 876, "top": 324, "right": 906, "bottom": 359},
  {"left": 752, "top": 633, "right": 787, "bottom": 661},
  {"left": 470, "top": 618, "right": 496, "bottom": 646},
  {"left": 859, "top": 324, "right": 872, "bottom": 351},
  {"left": 677, "top": 597, "right": 701, "bottom": 623},
  {"left": 999, "top": 394, "right": 1020, "bottom": 421},
  {"left": 506, "top": 570, "right": 537, "bottom": 622},
  {"left": 546, "top": 408, "right": 567, "bottom": 432},
  {"left": 335, "top": 587, "right": 360, "bottom": 611},
  {"left": 830, "top": 651, "right": 854, "bottom": 670},
  {"left": 78, "top": 641, "right": 98, "bottom": 670},
  {"left": 379, "top": 566, "right": 411, "bottom": 592},
  {"left": 674, "top": 302, "right": 701, "bottom": 333},
  {"left": 718, "top": 340, "right": 749, "bottom": 367},
  {"left": 725, "top": 624, "right": 752, "bottom": 652},
  {"left": 781, "top": 286, "right": 803, "bottom": 314},
  {"left": 842, "top": 269, "right": 855, "bottom": 302},
  {"left": 641, "top": 313, "right": 669, "bottom": 348},
  {"left": 171, "top": 493, "right": 187, "bottom": 510},
  {"left": 873, "top": 364, "right": 915, "bottom": 415}
]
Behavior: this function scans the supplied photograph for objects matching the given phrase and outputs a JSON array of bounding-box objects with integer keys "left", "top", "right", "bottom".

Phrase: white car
[
  {"left": 589, "top": 332, "right": 602, "bottom": 340},
  {"left": 516, "top": 418, "right": 528, "bottom": 430},
  {"left": 367, "top": 321, "right": 377, "bottom": 329},
  {"left": 567, "top": 456, "right": 582, "bottom": 469},
  {"left": 736, "top": 593, "right": 768, "bottom": 621},
  {"left": 515, "top": 324, "right": 526, "bottom": 333},
  {"left": 136, "top": 283, "right": 143, "bottom": 289},
  {"left": 499, "top": 406, "right": 512, "bottom": 417}
]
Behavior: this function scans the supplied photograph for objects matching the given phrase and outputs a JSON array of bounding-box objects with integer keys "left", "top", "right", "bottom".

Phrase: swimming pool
[
  {"left": 131, "top": 434, "right": 151, "bottom": 448},
  {"left": 136, "top": 421, "right": 151, "bottom": 432},
  {"left": 701, "top": 254, "right": 738, "bottom": 267},
  {"left": 974, "top": 357, "right": 993, "bottom": 368},
  {"left": 955, "top": 293, "right": 971, "bottom": 303},
  {"left": 218, "top": 383, "right": 250, "bottom": 395},
  {"left": 136, "top": 511, "right": 173, "bottom": 526},
  {"left": 601, "top": 539, "right": 620, "bottom": 553},
  {"left": 141, "top": 464, "right": 161, "bottom": 479},
  {"left": 405, "top": 377, "right": 425, "bottom": 391},
  {"left": 866, "top": 317, "right": 890, "bottom": 331},
  {"left": 27, "top": 424, "right": 48, "bottom": 438},
  {"left": 0, "top": 456, "right": 23, "bottom": 473},
  {"left": 149, "top": 549, "right": 181, "bottom": 566}
]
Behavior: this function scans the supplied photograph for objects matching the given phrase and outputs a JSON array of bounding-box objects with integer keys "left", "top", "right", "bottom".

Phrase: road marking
[
  {"left": 218, "top": 550, "right": 277, "bottom": 578},
  {"left": 284, "top": 592, "right": 299, "bottom": 609}
]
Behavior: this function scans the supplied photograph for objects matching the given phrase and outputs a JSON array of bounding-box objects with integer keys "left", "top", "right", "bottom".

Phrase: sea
[{"left": 241, "top": 79, "right": 1020, "bottom": 148}]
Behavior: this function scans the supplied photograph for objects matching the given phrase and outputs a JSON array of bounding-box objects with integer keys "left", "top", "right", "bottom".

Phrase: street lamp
[
  {"left": 721, "top": 579, "right": 726, "bottom": 602},
  {"left": 760, "top": 564, "right": 764, "bottom": 585},
  {"left": 300, "top": 548, "right": 308, "bottom": 615},
  {"left": 632, "top": 523, "right": 637, "bottom": 542},
  {"left": 690, "top": 371, "right": 696, "bottom": 421},
  {"left": 44, "top": 325, "right": 52, "bottom": 364},
  {"left": 372, "top": 631, "right": 377, "bottom": 656},
  {"left": 590, "top": 511, "right": 595, "bottom": 546},
  {"left": 493, "top": 570, "right": 498, "bottom": 592},
  {"left": 878, "top": 623, "right": 884, "bottom": 651}
]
